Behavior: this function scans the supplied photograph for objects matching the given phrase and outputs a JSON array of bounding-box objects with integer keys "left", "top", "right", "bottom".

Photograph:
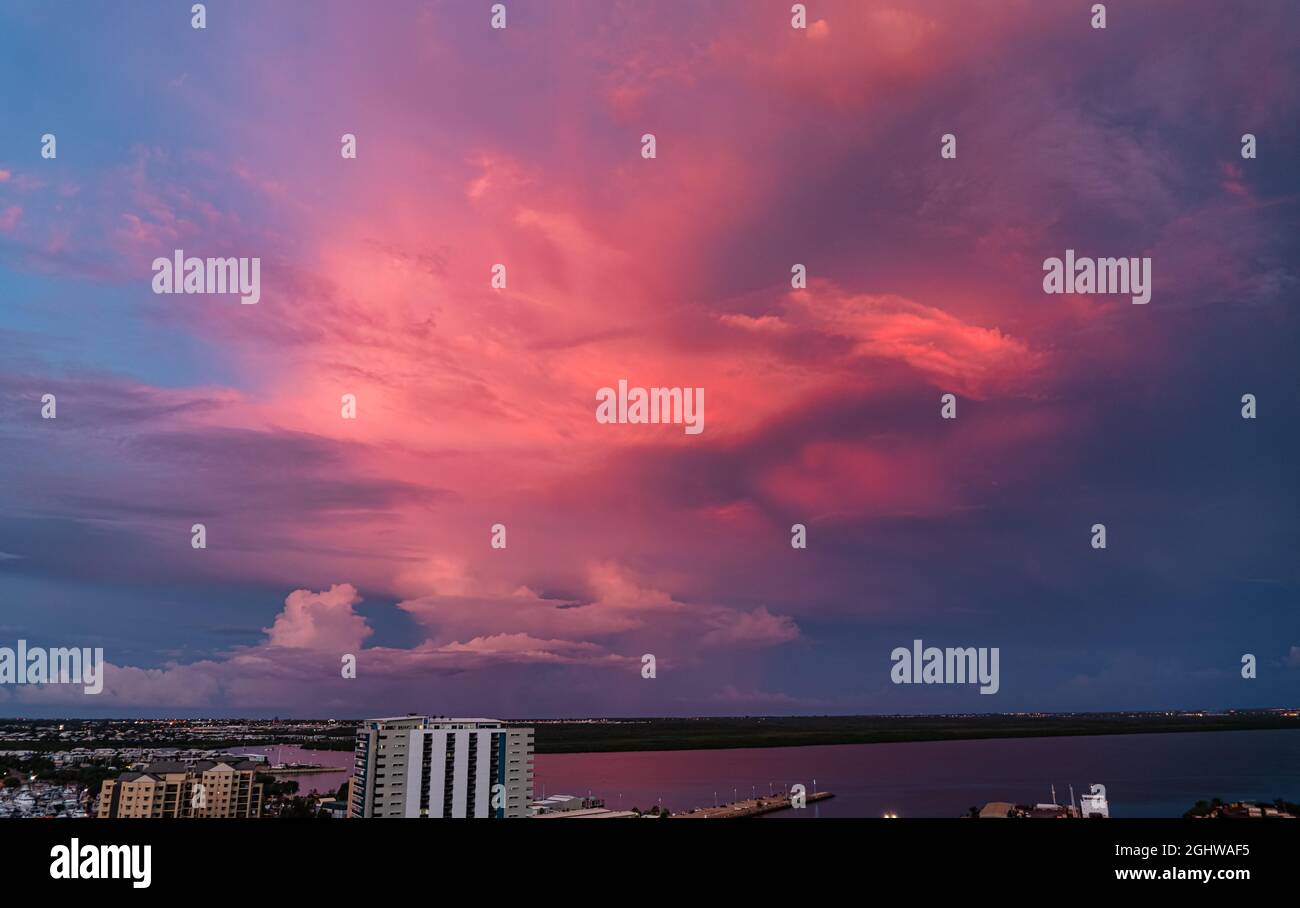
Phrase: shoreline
[
  {"left": 276, "top": 719, "right": 1300, "bottom": 757},
  {"left": 3, "top": 713, "right": 1295, "bottom": 757},
  {"left": 526, "top": 714, "right": 1300, "bottom": 755},
  {"left": 236, "top": 722, "right": 1300, "bottom": 755}
]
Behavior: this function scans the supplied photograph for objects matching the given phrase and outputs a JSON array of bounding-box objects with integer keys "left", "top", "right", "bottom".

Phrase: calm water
[
  {"left": 230, "top": 745, "right": 354, "bottom": 797},
  {"left": 534, "top": 730, "right": 1300, "bottom": 818},
  {"left": 238, "top": 729, "right": 1299, "bottom": 817}
]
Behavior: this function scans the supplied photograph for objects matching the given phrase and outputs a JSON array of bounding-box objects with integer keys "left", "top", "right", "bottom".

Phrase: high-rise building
[
  {"left": 98, "top": 760, "right": 264, "bottom": 818},
  {"left": 349, "top": 716, "right": 533, "bottom": 818}
]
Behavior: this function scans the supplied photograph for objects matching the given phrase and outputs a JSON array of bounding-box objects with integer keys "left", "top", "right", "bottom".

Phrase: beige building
[
  {"left": 98, "top": 760, "right": 264, "bottom": 818},
  {"left": 350, "top": 716, "right": 533, "bottom": 818}
]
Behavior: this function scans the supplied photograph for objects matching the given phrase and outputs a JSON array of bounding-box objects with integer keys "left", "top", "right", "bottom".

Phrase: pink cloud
[
  {"left": 263, "top": 583, "right": 372, "bottom": 651},
  {"left": 1, "top": 560, "right": 796, "bottom": 708},
  {"left": 5, "top": 0, "right": 1295, "bottom": 715}
]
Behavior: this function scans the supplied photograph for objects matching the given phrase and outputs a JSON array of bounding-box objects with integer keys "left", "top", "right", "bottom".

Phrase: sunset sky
[{"left": 1, "top": 0, "right": 1297, "bottom": 717}]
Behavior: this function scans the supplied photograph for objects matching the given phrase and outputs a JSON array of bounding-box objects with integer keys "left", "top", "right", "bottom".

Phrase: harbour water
[
  {"left": 240, "top": 728, "right": 1299, "bottom": 817},
  {"left": 229, "top": 744, "right": 353, "bottom": 798},
  {"left": 533, "top": 729, "right": 1299, "bottom": 818}
]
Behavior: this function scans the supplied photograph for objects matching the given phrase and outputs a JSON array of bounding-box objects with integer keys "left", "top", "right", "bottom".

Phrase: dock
[{"left": 672, "top": 791, "right": 833, "bottom": 818}]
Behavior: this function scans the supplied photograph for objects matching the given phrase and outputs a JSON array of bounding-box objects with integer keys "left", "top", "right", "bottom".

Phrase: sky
[{"left": 0, "top": 0, "right": 1297, "bottom": 718}]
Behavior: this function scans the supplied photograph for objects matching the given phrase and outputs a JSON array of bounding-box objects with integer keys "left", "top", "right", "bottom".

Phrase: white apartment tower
[{"left": 349, "top": 716, "right": 534, "bottom": 818}]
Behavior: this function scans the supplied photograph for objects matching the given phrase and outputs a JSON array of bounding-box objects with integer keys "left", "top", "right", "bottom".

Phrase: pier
[{"left": 673, "top": 791, "right": 833, "bottom": 818}]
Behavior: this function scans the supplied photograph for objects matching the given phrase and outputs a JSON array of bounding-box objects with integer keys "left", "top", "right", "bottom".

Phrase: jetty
[
  {"left": 258, "top": 765, "right": 340, "bottom": 775},
  {"left": 673, "top": 791, "right": 833, "bottom": 818}
]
